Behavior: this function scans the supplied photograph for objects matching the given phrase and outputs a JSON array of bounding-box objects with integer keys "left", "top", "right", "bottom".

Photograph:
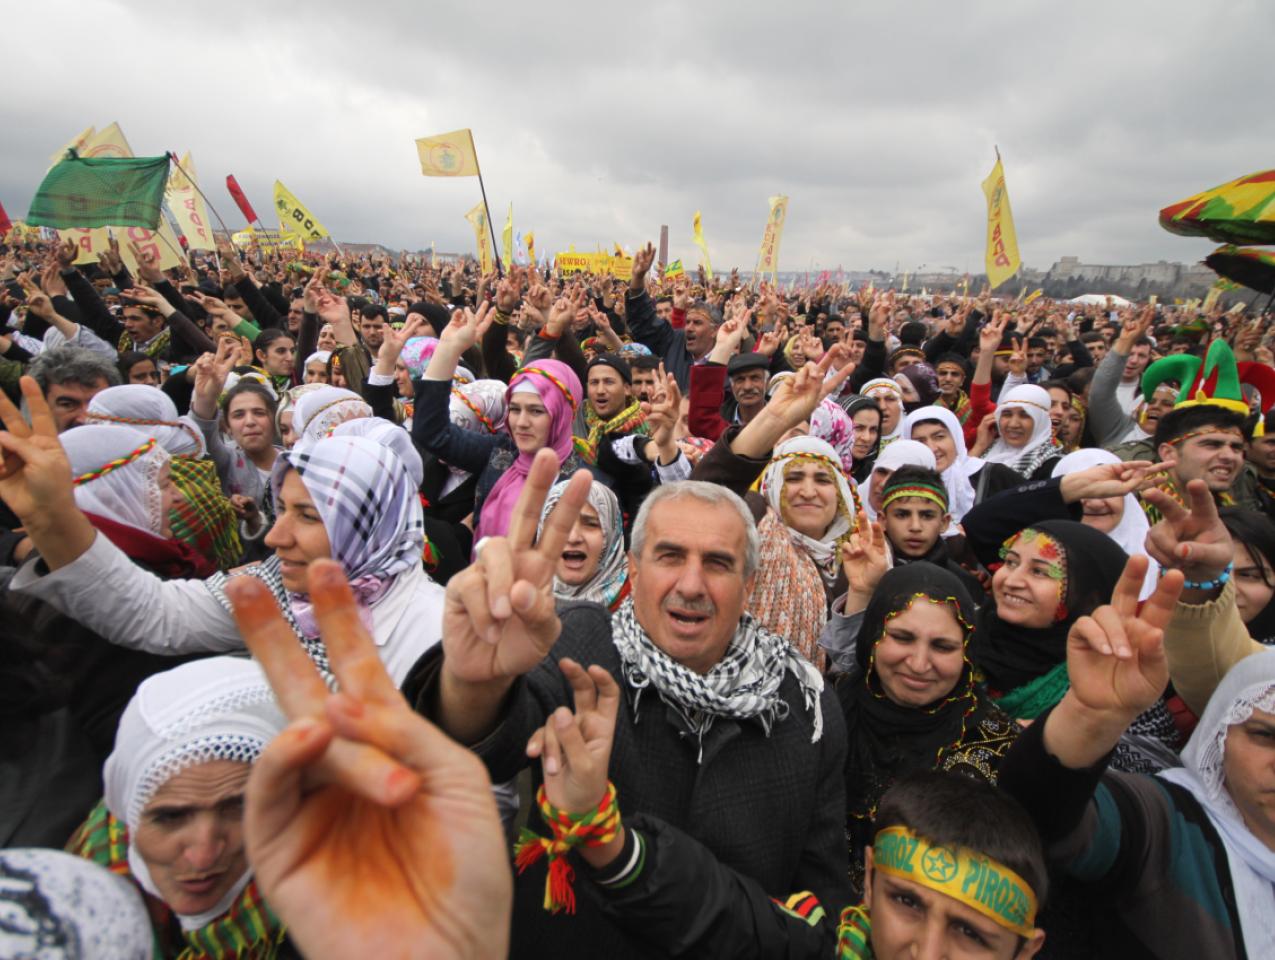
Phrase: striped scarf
[
  {"left": 577, "top": 398, "right": 648, "bottom": 464},
  {"left": 1140, "top": 475, "right": 1235, "bottom": 525},
  {"left": 835, "top": 905, "right": 874, "bottom": 958},
  {"left": 939, "top": 389, "right": 972, "bottom": 426},
  {"left": 170, "top": 456, "right": 242, "bottom": 570},
  {"left": 118, "top": 326, "right": 172, "bottom": 358},
  {"left": 67, "top": 801, "right": 287, "bottom": 959}
]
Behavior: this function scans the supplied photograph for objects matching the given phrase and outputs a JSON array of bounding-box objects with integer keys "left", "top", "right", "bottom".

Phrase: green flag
[{"left": 28, "top": 152, "right": 170, "bottom": 229}]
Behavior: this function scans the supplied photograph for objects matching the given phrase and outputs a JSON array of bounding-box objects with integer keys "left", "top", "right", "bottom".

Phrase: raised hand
[
  {"left": 98, "top": 235, "right": 124, "bottom": 276},
  {"left": 55, "top": 238, "right": 79, "bottom": 269},
  {"left": 191, "top": 339, "right": 238, "bottom": 418},
  {"left": 643, "top": 364, "right": 682, "bottom": 458},
  {"left": 442, "top": 450, "right": 592, "bottom": 686},
  {"left": 1059, "top": 459, "right": 1175, "bottom": 504},
  {"left": 494, "top": 276, "right": 520, "bottom": 314},
  {"left": 0, "top": 376, "right": 74, "bottom": 525},
  {"left": 1007, "top": 335, "right": 1028, "bottom": 377},
  {"left": 229, "top": 562, "right": 511, "bottom": 960},
  {"left": 376, "top": 313, "right": 428, "bottom": 367},
  {"left": 438, "top": 301, "right": 490, "bottom": 352},
  {"left": 128, "top": 241, "right": 165, "bottom": 284},
  {"left": 841, "top": 513, "right": 890, "bottom": 605},
  {"left": 1144, "top": 478, "right": 1235, "bottom": 583},
  {"left": 978, "top": 310, "right": 1009, "bottom": 353},
  {"left": 1066, "top": 556, "right": 1182, "bottom": 715},
  {"left": 122, "top": 286, "right": 167, "bottom": 311},
  {"left": 525, "top": 658, "right": 621, "bottom": 814}
]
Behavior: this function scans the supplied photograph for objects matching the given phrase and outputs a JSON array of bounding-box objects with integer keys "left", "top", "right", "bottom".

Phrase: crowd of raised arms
[{"left": 3, "top": 232, "right": 1275, "bottom": 960}]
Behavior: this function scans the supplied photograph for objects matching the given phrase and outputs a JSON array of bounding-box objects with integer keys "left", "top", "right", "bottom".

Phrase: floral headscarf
[{"left": 810, "top": 399, "right": 857, "bottom": 476}]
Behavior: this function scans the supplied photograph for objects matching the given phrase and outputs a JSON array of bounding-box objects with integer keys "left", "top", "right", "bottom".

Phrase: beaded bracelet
[
  {"left": 513, "top": 782, "right": 622, "bottom": 915},
  {"left": 1181, "top": 562, "right": 1232, "bottom": 592}
]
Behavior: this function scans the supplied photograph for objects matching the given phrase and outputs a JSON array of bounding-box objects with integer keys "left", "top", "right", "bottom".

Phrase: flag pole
[
  {"left": 469, "top": 133, "right": 503, "bottom": 278},
  {"left": 167, "top": 153, "right": 235, "bottom": 241}
]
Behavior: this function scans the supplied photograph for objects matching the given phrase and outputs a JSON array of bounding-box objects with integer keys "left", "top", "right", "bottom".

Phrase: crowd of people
[{"left": 2, "top": 229, "right": 1275, "bottom": 959}]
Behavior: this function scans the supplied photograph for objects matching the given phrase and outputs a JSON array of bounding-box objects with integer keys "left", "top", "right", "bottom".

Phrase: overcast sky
[{"left": 3, "top": 0, "right": 1269, "bottom": 274}]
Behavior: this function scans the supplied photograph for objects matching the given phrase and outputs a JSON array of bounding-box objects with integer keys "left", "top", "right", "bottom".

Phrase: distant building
[{"left": 1041, "top": 256, "right": 1216, "bottom": 300}]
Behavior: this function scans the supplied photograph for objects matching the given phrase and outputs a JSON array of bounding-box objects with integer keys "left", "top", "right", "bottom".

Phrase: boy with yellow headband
[{"left": 837, "top": 771, "right": 1048, "bottom": 959}]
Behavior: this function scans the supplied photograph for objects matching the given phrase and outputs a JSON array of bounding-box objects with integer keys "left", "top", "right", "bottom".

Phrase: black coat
[{"left": 404, "top": 603, "right": 848, "bottom": 959}]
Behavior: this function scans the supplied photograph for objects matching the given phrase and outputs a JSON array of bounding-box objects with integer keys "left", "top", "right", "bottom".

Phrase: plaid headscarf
[
  {"left": 538, "top": 478, "right": 629, "bottom": 611},
  {"left": 273, "top": 435, "right": 425, "bottom": 637}
]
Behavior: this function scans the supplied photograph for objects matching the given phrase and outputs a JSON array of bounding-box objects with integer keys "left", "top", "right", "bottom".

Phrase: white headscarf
[
  {"left": 104, "top": 657, "right": 286, "bottom": 931},
  {"left": 758, "top": 435, "right": 858, "bottom": 584},
  {"left": 862, "top": 377, "right": 905, "bottom": 446},
  {"left": 87, "top": 384, "right": 205, "bottom": 458},
  {"left": 861, "top": 438, "right": 936, "bottom": 520},
  {"left": 903, "top": 405, "right": 984, "bottom": 523},
  {"left": 1161, "top": 650, "right": 1275, "bottom": 954},
  {"left": 304, "top": 350, "right": 332, "bottom": 368},
  {"left": 1051, "top": 448, "right": 1158, "bottom": 599},
  {"left": 63, "top": 424, "right": 170, "bottom": 536},
  {"left": 983, "top": 383, "right": 1056, "bottom": 475},
  {"left": 292, "top": 386, "right": 372, "bottom": 443}
]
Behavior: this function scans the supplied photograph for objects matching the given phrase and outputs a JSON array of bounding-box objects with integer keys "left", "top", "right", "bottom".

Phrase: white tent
[{"left": 1068, "top": 293, "right": 1134, "bottom": 306}]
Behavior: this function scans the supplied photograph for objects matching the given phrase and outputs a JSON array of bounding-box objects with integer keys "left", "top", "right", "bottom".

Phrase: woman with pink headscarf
[{"left": 412, "top": 304, "right": 586, "bottom": 544}]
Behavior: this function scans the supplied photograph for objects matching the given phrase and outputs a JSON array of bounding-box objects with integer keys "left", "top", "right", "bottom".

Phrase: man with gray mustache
[{"left": 404, "top": 360, "right": 848, "bottom": 959}]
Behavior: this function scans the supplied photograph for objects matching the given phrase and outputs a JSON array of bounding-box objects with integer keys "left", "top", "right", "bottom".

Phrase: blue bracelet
[{"left": 1180, "top": 562, "right": 1232, "bottom": 592}]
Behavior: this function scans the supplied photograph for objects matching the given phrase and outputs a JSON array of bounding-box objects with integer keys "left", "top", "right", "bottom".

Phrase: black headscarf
[
  {"left": 897, "top": 362, "right": 941, "bottom": 412},
  {"left": 969, "top": 519, "right": 1128, "bottom": 696},
  {"left": 838, "top": 563, "right": 980, "bottom": 819},
  {"left": 838, "top": 394, "right": 881, "bottom": 485},
  {"left": 837, "top": 562, "right": 1006, "bottom": 897}
]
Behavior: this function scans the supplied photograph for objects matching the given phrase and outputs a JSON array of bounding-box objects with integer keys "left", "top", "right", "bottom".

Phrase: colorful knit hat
[{"left": 1141, "top": 339, "right": 1275, "bottom": 415}]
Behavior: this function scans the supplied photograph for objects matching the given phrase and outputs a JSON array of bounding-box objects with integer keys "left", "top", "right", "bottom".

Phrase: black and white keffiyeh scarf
[
  {"left": 610, "top": 598, "right": 824, "bottom": 762},
  {"left": 205, "top": 556, "right": 333, "bottom": 680}
]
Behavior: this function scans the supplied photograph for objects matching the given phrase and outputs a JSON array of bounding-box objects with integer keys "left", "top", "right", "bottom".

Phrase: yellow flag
[
  {"left": 902, "top": 272, "right": 910, "bottom": 293},
  {"left": 430, "top": 242, "right": 437, "bottom": 269},
  {"left": 465, "top": 202, "right": 494, "bottom": 274},
  {"left": 416, "top": 129, "right": 479, "bottom": 177},
  {"left": 613, "top": 242, "right": 625, "bottom": 258},
  {"left": 692, "top": 211, "right": 713, "bottom": 279},
  {"left": 756, "top": 195, "right": 788, "bottom": 282},
  {"left": 165, "top": 152, "right": 216, "bottom": 251},
  {"left": 526, "top": 232, "right": 536, "bottom": 266},
  {"left": 1023, "top": 288, "right": 1045, "bottom": 306},
  {"left": 48, "top": 126, "right": 95, "bottom": 171},
  {"left": 274, "top": 181, "right": 330, "bottom": 242},
  {"left": 1202, "top": 285, "right": 1223, "bottom": 312},
  {"left": 981, "top": 154, "right": 1021, "bottom": 290},
  {"left": 502, "top": 203, "right": 514, "bottom": 271}
]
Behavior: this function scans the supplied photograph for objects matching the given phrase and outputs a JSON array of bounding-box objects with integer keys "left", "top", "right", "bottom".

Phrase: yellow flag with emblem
[
  {"left": 466, "top": 202, "right": 494, "bottom": 274},
  {"left": 756, "top": 195, "right": 788, "bottom": 282},
  {"left": 692, "top": 211, "right": 713, "bottom": 280},
  {"left": 502, "top": 203, "right": 514, "bottom": 270},
  {"left": 274, "top": 180, "right": 330, "bottom": 243},
  {"left": 165, "top": 152, "right": 216, "bottom": 251},
  {"left": 416, "top": 129, "right": 479, "bottom": 177},
  {"left": 48, "top": 126, "right": 95, "bottom": 171},
  {"left": 526, "top": 231, "right": 536, "bottom": 266},
  {"left": 981, "top": 153, "right": 1021, "bottom": 290}
]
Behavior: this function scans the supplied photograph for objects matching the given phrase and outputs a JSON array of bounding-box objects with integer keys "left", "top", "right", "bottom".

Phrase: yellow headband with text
[{"left": 872, "top": 826, "right": 1037, "bottom": 938}]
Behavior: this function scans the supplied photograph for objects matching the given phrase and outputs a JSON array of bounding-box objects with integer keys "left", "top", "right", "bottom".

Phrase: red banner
[
  {"left": 225, "top": 174, "right": 259, "bottom": 225},
  {"left": 0, "top": 199, "right": 11, "bottom": 237}
]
